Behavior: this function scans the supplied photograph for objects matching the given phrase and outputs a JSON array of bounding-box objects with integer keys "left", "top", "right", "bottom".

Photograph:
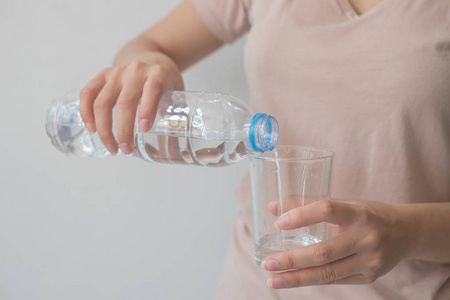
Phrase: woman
[{"left": 79, "top": 0, "right": 450, "bottom": 299}]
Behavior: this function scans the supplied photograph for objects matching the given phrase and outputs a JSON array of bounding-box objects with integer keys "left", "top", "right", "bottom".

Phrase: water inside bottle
[
  {"left": 53, "top": 122, "right": 248, "bottom": 166},
  {"left": 53, "top": 124, "right": 110, "bottom": 158},
  {"left": 136, "top": 133, "right": 248, "bottom": 167}
]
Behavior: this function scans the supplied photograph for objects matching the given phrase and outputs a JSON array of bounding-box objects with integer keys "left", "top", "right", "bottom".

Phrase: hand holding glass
[{"left": 249, "top": 146, "right": 334, "bottom": 268}]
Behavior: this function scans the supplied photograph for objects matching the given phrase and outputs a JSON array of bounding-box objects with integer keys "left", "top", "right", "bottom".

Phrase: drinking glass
[{"left": 249, "top": 146, "right": 334, "bottom": 268}]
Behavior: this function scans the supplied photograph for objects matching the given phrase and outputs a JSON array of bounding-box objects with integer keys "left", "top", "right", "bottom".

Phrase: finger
[
  {"left": 262, "top": 229, "right": 359, "bottom": 271},
  {"left": 275, "top": 199, "right": 357, "bottom": 230},
  {"left": 268, "top": 202, "right": 279, "bottom": 216},
  {"left": 79, "top": 71, "right": 107, "bottom": 133},
  {"left": 93, "top": 81, "right": 121, "bottom": 154},
  {"left": 268, "top": 194, "right": 315, "bottom": 217},
  {"left": 267, "top": 254, "right": 365, "bottom": 289},
  {"left": 268, "top": 195, "right": 300, "bottom": 217},
  {"left": 331, "top": 273, "right": 374, "bottom": 285},
  {"left": 137, "top": 75, "right": 165, "bottom": 132},
  {"left": 116, "top": 81, "right": 145, "bottom": 154}
]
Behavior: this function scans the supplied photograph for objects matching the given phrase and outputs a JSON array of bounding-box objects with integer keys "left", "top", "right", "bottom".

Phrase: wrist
[
  {"left": 392, "top": 203, "right": 423, "bottom": 261},
  {"left": 112, "top": 50, "right": 184, "bottom": 90},
  {"left": 113, "top": 36, "right": 177, "bottom": 68},
  {"left": 393, "top": 202, "right": 450, "bottom": 262}
]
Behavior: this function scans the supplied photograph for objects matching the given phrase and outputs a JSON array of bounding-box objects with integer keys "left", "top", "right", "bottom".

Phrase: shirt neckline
[{"left": 335, "top": 0, "right": 391, "bottom": 21}]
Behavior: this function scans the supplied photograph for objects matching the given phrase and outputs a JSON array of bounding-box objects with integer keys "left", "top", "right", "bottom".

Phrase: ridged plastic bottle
[{"left": 46, "top": 91, "right": 279, "bottom": 167}]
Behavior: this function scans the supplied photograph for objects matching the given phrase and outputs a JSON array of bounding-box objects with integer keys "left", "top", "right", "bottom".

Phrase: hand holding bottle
[
  {"left": 79, "top": 53, "right": 184, "bottom": 155},
  {"left": 48, "top": 0, "right": 278, "bottom": 164},
  {"left": 77, "top": 0, "right": 226, "bottom": 156}
]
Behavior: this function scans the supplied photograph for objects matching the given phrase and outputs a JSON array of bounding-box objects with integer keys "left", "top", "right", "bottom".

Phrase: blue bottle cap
[{"left": 249, "top": 113, "right": 279, "bottom": 153}]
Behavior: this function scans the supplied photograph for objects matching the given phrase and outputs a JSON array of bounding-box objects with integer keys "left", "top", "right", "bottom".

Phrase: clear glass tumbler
[{"left": 249, "top": 146, "right": 334, "bottom": 268}]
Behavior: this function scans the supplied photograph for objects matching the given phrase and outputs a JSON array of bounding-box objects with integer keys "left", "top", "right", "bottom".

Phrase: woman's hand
[
  {"left": 78, "top": 0, "right": 223, "bottom": 155},
  {"left": 79, "top": 53, "right": 184, "bottom": 155},
  {"left": 262, "top": 199, "right": 415, "bottom": 289}
]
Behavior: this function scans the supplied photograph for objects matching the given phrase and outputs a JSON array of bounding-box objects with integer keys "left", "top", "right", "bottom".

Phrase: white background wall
[{"left": 0, "top": 1, "right": 249, "bottom": 299}]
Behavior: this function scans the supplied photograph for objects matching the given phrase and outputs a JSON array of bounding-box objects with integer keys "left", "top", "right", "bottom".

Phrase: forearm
[
  {"left": 113, "top": 0, "right": 223, "bottom": 71},
  {"left": 399, "top": 202, "right": 450, "bottom": 263},
  {"left": 113, "top": 36, "right": 175, "bottom": 68}
]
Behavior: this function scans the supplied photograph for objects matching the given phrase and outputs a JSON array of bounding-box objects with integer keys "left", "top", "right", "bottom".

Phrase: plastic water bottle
[{"left": 46, "top": 91, "right": 279, "bottom": 167}]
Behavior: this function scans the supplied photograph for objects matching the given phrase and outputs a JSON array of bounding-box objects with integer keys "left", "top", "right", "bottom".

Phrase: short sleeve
[{"left": 191, "top": 0, "right": 251, "bottom": 44}]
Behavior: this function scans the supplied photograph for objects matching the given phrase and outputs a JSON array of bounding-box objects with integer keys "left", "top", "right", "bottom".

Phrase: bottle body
[
  {"left": 46, "top": 91, "right": 278, "bottom": 167},
  {"left": 136, "top": 135, "right": 247, "bottom": 166}
]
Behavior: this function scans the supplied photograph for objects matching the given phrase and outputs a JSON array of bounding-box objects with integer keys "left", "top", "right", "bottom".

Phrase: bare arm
[
  {"left": 401, "top": 202, "right": 450, "bottom": 263},
  {"left": 80, "top": 0, "right": 223, "bottom": 155},
  {"left": 113, "top": 0, "right": 223, "bottom": 71}
]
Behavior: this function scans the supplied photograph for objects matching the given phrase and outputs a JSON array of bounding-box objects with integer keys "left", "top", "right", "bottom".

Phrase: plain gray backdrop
[{"left": 0, "top": 0, "right": 250, "bottom": 299}]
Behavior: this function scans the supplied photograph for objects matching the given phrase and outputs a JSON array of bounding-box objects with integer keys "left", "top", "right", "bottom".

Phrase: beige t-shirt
[{"left": 191, "top": 0, "right": 450, "bottom": 299}]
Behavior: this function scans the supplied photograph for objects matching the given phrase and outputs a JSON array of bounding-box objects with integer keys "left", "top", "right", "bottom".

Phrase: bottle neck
[{"left": 249, "top": 113, "right": 279, "bottom": 153}]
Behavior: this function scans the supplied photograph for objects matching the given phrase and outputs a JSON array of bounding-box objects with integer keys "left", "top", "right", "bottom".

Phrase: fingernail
[
  {"left": 267, "top": 277, "right": 286, "bottom": 289},
  {"left": 275, "top": 215, "right": 290, "bottom": 229},
  {"left": 261, "top": 258, "right": 279, "bottom": 271},
  {"left": 86, "top": 122, "right": 96, "bottom": 133},
  {"left": 106, "top": 143, "right": 118, "bottom": 154},
  {"left": 139, "top": 119, "right": 151, "bottom": 132},
  {"left": 120, "top": 143, "right": 133, "bottom": 154}
]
